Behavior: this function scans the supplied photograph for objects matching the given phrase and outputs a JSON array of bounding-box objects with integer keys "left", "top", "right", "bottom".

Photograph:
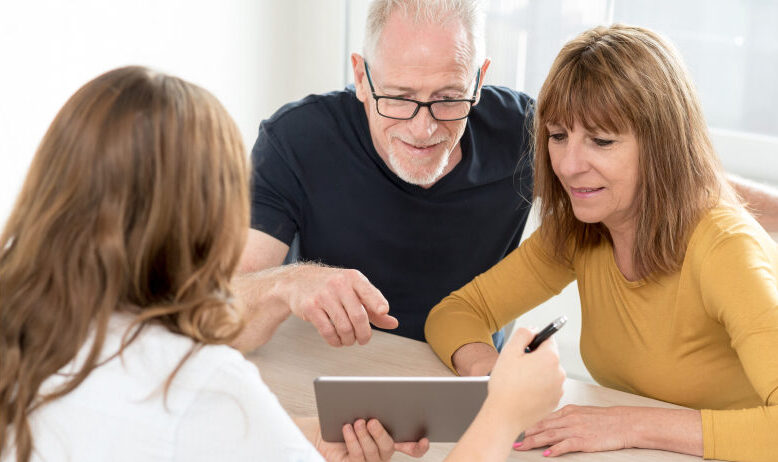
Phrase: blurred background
[{"left": 2, "top": 0, "right": 776, "bottom": 381}]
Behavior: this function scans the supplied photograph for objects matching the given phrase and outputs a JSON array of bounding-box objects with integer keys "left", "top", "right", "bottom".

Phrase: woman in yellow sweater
[{"left": 425, "top": 24, "right": 778, "bottom": 461}]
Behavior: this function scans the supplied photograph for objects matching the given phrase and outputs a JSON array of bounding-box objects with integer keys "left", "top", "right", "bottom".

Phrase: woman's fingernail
[
  {"left": 543, "top": 449, "right": 552, "bottom": 457},
  {"left": 513, "top": 442, "right": 522, "bottom": 449}
]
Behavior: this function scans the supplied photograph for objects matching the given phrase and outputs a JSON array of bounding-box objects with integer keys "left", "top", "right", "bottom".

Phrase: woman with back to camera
[
  {"left": 0, "top": 66, "right": 565, "bottom": 462},
  {"left": 0, "top": 66, "right": 428, "bottom": 462},
  {"left": 426, "top": 24, "right": 778, "bottom": 461}
]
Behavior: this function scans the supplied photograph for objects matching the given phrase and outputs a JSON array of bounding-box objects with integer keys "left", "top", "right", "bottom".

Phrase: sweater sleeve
[
  {"left": 425, "top": 229, "right": 576, "bottom": 372},
  {"left": 699, "top": 233, "right": 778, "bottom": 462}
]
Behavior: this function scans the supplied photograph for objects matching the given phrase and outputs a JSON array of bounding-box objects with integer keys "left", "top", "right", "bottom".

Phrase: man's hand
[
  {"left": 281, "top": 265, "right": 398, "bottom": 347},
  {"left": 233, "top": 230, "right": 397, "bottom": 349}
]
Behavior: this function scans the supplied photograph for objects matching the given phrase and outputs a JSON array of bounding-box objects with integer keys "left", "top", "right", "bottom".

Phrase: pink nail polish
[
  {"left": 543, "top": 449, "right": 551, "bottom": 457},
  {"left": 512, "top": 442, "right": 522, "bottom": 449}
]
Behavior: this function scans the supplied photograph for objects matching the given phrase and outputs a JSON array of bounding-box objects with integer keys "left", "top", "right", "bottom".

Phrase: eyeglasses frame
[{"left": 363, "top": 60, "right": 481, "bottom": 122}]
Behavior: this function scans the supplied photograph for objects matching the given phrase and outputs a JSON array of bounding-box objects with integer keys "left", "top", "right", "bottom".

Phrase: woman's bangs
[{"left": 541, "top": 60, "right": 632, "bottom": 135}]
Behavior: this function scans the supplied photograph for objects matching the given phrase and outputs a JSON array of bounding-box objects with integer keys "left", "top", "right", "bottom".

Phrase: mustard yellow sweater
[{"left": 425, "top": 207, "right": 778, "bottom": 461}]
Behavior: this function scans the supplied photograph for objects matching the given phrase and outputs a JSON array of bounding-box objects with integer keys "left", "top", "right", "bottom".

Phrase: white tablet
[{"left": 314, "top": 376, "right": 489, "bottom": 442}]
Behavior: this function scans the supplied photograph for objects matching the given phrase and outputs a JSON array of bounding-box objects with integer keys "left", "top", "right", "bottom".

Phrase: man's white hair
[{"left": 363, "top": 0, "right": 486, "bottom": 73}]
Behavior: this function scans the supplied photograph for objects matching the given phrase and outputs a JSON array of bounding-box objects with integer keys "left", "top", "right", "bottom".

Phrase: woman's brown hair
[
  {"left": 0, "top": 66, "right": 249, "bottom": 461},
  {"left": 533, "top": 24, "right": 738, "bottom": 279}
]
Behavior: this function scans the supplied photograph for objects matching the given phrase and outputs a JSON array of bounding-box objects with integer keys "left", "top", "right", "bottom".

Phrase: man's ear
[
  {"left": 473, "top": 58, "right": 491, "bottom": 106},
  {"left": 351, "top": 53, "right": 368, "bottom": 102}
]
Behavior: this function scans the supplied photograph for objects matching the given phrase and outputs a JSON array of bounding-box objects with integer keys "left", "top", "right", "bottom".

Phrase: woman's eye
[
  {"left": 593, "top": 138, "right": 614, "bottom": 147},
  {"left": 549, "top": 133, "right": 566, "bottom": 142}
]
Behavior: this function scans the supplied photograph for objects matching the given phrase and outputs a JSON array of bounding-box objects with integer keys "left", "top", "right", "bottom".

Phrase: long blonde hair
[
  {"left": 533, "top": 24, "right": 737, "bottom": 278},
  {"left": 0, "top": 66, "right": 249, "bottom": 462}
]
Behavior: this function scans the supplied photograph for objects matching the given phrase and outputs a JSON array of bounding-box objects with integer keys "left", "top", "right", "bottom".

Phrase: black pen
[{"left": 525, "top": 315, "right": 568, "bottom": 352}]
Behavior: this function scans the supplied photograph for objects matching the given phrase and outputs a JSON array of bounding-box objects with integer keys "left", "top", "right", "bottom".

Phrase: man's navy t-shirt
[{"left": 250, "top": 85, "right": 534, "bottom": 341}]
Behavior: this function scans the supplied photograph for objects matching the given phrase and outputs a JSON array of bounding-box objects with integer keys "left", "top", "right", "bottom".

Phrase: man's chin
[{"left": 390, "top": 157, "right": 447, "bottom": 186}]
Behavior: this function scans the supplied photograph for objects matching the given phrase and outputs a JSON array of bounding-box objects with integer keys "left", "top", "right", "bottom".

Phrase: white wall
[
  {"left": 0, "top": 0, "right": 350, "bottom": 228},
  {"left": 259, "top": 1, "right": 350, "bottom": 115}
]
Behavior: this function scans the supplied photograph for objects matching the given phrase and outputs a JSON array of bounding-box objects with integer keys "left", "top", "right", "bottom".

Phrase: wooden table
[{"left": 247, "top": 317, "right": 714, "bottom": 461}]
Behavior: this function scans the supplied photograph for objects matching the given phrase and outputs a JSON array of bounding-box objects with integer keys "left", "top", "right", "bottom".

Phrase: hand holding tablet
[
  {"left": 315, "top": 376, "right": 489, "bottom": 442},
  {"left": 315, "top": 317, "right": 567, "bottom": 447}
]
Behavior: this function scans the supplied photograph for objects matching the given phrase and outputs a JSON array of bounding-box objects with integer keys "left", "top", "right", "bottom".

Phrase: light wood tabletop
[{"left": 246, "top": 316, "right": 715, "bottom": 461}]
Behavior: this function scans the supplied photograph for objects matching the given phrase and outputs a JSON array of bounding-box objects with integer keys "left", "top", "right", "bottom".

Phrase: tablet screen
[{"left": 314, "top": 376, "right": 488, "bottom": 442}]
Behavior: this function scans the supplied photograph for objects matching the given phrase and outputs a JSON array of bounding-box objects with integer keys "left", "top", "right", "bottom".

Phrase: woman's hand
[
  {"left": 316, "top": 418, "right": 429, "bottom": 462},
  {"left": 488, "top": 328, "right": 566, "bottom": 431},
  {"left": 513, "top": 405, "right": 703, "bottom": 457},
  {"left": 514, "top": 405, "right": 633, "bottom": 456},
  {"left": 442, "top": 328, "right": 566, "bottom": 462}
]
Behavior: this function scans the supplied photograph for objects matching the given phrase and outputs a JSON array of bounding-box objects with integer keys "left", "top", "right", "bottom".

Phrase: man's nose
[{"left": 407, "top": 106, "right": 438, "bottom": 139}]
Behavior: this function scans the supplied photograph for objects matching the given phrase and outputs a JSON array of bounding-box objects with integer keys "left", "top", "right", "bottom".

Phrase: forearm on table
[
  {"left": 452, "top": 342, "right": 499, "bottom": 376},
  {"left": 231, "top": 265, "right": 299, "bottom": 351},
  {"left": 425, "top": 295, "right": 500, "bottom": 372},
  {"left": 426, "top": 247, "right": 560, "bottom": 371},
  {"left": 625, "top": 407, "right": 702, "bottom": 457}
]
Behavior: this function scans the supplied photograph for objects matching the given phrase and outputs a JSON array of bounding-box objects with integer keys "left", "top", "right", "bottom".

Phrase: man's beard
[{"left": 387, "top": 134, "right": 451, "bottom": 186}]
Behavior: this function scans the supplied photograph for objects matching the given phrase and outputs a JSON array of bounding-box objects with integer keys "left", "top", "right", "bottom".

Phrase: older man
[
  {"left": 234, "top": 0, "right": 778, "bottom": 351},
  {"left": 234, "top": 0, "right": 530, "bottom": 350}
]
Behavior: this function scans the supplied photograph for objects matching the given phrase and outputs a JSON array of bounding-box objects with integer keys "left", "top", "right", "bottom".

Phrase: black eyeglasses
[{"left": 364, "top": 61, "right": 480, "bottom": 121}]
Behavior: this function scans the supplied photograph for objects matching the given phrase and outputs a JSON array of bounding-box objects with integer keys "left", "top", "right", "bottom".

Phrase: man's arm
[
  {"left": 230, "top": 230, "right": 292, "bottom": 352},
  {"left": 729, "top": 174, "right": 778, "bottom": 233},
  {"left": 231, "top": 229, "right": 398, "bottom": 352}
]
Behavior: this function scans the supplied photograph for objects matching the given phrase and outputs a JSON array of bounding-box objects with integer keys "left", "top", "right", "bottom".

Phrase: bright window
[{"left": 484, "top": 0, "right": 778, "bottom": 183}]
